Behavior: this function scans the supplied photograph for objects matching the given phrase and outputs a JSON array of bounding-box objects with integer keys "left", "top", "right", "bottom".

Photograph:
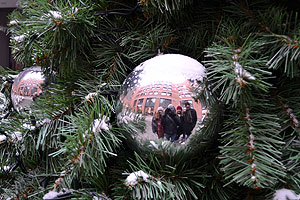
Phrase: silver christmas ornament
[
  {"left": 119, "top": 54, "right": 207, "bottom": 142},
  {"left": 11, "top": 67, "right": 45, "bottom": 111}
]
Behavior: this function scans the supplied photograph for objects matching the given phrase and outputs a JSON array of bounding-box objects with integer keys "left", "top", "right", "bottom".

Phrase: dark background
[{"left": 0, "top": 8, "right": 13, "bottom": 69}]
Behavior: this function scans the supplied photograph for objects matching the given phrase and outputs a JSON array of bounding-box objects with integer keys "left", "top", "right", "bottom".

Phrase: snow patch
[
  {"left": 49, "top": 11, "right": 62, "bottom": 19},
  {"left": 273, "top": 188, "right": 300, "bottom": 200},
  {"left": 125, "top": 170, "right": 151, "bottom": 186},
  {"left": 13, "top": 35, "right": 25, "bottom": 43},
  {"left": 0, "top": 135, "right": 7, "bottom": 142},
  {"left": 92, "top": 115, "right": 110, "bottom": 134},
  {"left": 150, "top": 140, "right": 159, "bottom": 150},
  {"left": 85, "top": 92, "right": 97, "bottom": 101},
  {"left": 9, "top": 20, "right": 19, "bottom": 26}
]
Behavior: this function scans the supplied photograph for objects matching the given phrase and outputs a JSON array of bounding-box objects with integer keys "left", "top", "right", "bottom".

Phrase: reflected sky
[
  {"left": 136, "top": 54, "right": 205, "bottom": 86},
  {"left": 122, "top": 54, "right": 205, "bottom": 97}
]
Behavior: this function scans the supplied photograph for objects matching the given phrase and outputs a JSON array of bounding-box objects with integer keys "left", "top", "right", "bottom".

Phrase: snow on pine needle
[
  {"left": 125, "top": 170, "right": 152, "bottom": 187},
  {"left": 92, "top": 115, "right": 110, "bottom": 134}
]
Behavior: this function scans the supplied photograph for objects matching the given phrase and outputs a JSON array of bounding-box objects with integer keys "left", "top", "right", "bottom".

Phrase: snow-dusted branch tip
[
  {"left": 125, "top": 170, "right": 151, "bottom": 186},
  {"left": 92, "top": 115, "right": 110, "bottom": 134}
]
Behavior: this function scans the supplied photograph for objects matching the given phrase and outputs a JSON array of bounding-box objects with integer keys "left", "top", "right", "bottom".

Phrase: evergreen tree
[{"left": 1, "top": 0, "right": 300, "bottom": 199}]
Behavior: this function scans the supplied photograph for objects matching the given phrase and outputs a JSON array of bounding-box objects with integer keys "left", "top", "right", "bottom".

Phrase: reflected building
[
  {"left": 11, "top": 67, "right": 45, "bottom": 110},
  {"left": 11, "top": 71, "right": 43, "bottom": 97},
  {"left": 122, "top": 80, "right": 207, "bottom": 118}
]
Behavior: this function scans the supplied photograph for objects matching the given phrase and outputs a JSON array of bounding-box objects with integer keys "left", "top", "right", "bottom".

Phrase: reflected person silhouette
[
  {"left": 162, "top": 104, "right": 180, "bottom": 142},
  {"left": 183, "top": 102, "right": 197, "bottom": 141},
  {"left": 175, "top": 106, "right": 184, "bottom": 142},
  {"left": 152, "top": 106, "right": 164, "bottom": 139}
]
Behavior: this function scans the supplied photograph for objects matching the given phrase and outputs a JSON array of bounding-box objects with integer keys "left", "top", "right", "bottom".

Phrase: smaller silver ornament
[{"left": 11, "top": 67, "right": 45, "bottom": 111}]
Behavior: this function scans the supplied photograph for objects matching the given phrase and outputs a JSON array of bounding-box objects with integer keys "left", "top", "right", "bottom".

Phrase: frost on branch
[
  {"left": 43, "top": 175, "right": 71, "bottom": 199},
  {"left": 43, "top": 188, "right": 70, "bottom": 200},
  {"left": 125, "top": 170, "right": 151, "bottom": 187},
  {"left": 81, "top": 115, "right": 111, "bottom": 152},
  {"left": 232, "top": 48, "right": 256, "bottom": 87},
  {"left": 234, "top": 61, "right": 256, "bottom": 81},
  {"left": 117, "top": 110, "right": 143, "bottom": 125},
  {"left": 149, "top": 140, "right": 159, "bottom": 150},
  {"left": 9, "top": 20, "right": 19, "bottom": 26},
  {"left": 11, "top": 132, "right": 23, "bottom": 141},
  {"left": 84, "top": 84, "right": 107, "bottom": 102},
  {"left": 85, "top": 92, "right": 98, "bottom": 102},
  {"left": 0, "top": 134, "right": 7, "bottom": 142},
  {"left": 48, "top": 11, "right": 62, "bottom": 19},
  {"left": 117, "top": 111, "right": 134, "bottom": 124},
  {"left": 245, "top": 108, "right": 259, "bottom": 188},
  {"left": 43, "top": 191, "right": 61, "bottom": 200},
  {"left": 92, "top": 115, "right": 110, "bottom": 134},
  {"left": 13, "top": 35, "right": 25, "bottom": 43},
  {"left": 117, "top": 114, "right": 133, "bottom": 124}
]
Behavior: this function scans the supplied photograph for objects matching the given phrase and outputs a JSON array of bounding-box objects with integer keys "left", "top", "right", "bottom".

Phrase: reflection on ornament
[
  {"left": 119, "top": 54, "right": 208, "bottom": 142},
  {"left": 11, "top": 67, "right": 45, "bottom": 111},
  {"left": 120, "top": 54, "right": 206, "bottom": 117}
]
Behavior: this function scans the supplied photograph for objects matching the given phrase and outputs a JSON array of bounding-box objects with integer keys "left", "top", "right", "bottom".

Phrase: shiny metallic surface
[
  {"left": 11, "top": 66, "right": 45, "bottom": 111},
  {"left": 119, "top": 54, "right": 207, "bottom": 141}
]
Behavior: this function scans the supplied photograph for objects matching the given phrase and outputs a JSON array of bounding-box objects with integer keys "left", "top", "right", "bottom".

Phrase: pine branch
[
  {"left": 113, "top": 150, "right": 207, "bottom": 200},
  {"left": 272, "top": 81, "right": 300, "bottom": 191},
  {"left": 141, "top": 0, "right": 194, "bottom": 15},
  {"left": 49, "top": 95, "right": 123, "bottom": 182},
  {"left": 265, "top": 34, "right": 300, "bottom": 78},
  {"left": 224, "top": 2, "right": 300, "bottom": 78},
  {"left": 120, "top": 23, "right": 176, "bottom": 62},
  {"left": 204, "top": 32, "right": 272, "bottom": 107},
  {"left": 8, "top": 0, "right": 97, "bottom": 79},
  {"left": 4, "top": 0, "right": 300, "bottom": 199},
  {"left": 219, "top": 98, "right": 286, "bottom": 189}
]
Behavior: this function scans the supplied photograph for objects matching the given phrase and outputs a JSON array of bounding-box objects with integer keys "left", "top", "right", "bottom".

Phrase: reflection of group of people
[{"left": 152, "top": 102, "right": 197, "bottom": 143}]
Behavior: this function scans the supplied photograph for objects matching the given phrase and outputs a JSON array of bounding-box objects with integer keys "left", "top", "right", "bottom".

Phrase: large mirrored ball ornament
[
  {"left": 119, "top": 54, "right": 208, "bottom": 143},
  {"left": 11, "top": 67, "right": 45, "bottom": 111}
]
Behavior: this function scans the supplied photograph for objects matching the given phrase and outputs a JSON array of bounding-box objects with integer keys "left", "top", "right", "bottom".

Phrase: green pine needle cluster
[{"left": 1, "top": 0, "right": 300, "bottom": 199}]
